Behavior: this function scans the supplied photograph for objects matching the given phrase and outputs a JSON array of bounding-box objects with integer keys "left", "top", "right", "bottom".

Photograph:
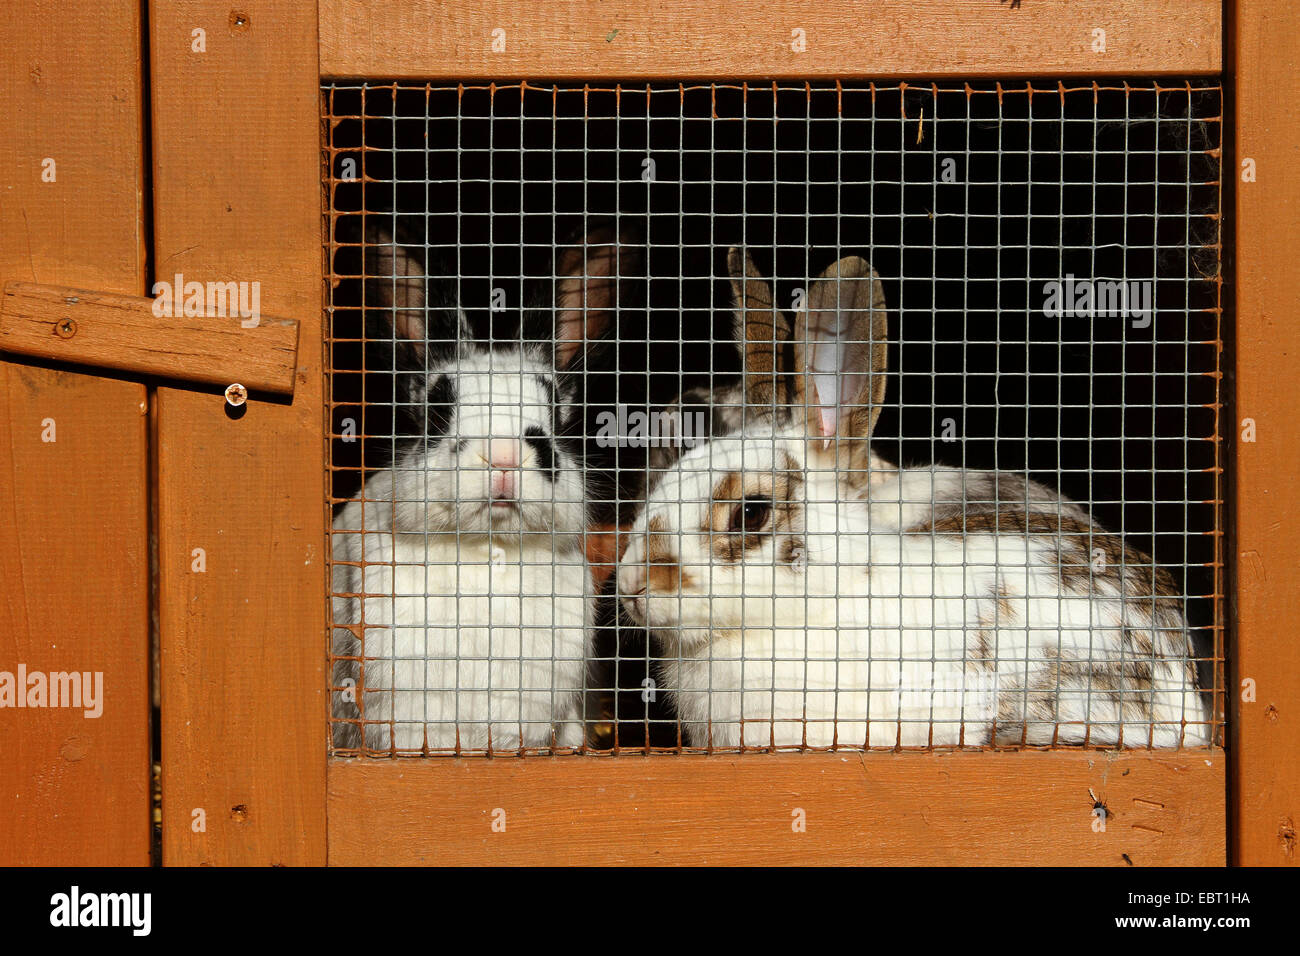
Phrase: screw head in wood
[
  {"left": 224, "top": 383, "right": 248, "bottom": 407},
  {"left": 55, "top": 319, "right": 77, "bottom": 338}
]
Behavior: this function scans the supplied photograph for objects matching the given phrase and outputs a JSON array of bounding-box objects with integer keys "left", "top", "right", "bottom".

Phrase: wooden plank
[
  {"left": 0, "top": 282, "right": 301, "bottom": 396},
  {"left": 0, "top": 0, "right": 151, "bottom": 866},
  {"left": 329, "top": 751, "right": 1225, "bottom": 866},
  {"left": 1229, "top": 0, "right": 1300, "bottom": 867},
  {"left": 149, "top": 1, "right": 327, "bottom": 866},
  {"left": 319, "top": 0, "right": 1221, "bottom": 80}
]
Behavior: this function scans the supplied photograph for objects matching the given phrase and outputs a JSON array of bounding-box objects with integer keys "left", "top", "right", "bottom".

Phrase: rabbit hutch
[{"left": 0, "top": 0, "right": 1295, "bottom": 869}]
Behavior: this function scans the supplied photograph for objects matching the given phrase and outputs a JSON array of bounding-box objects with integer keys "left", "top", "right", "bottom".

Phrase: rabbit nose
[
  {"left": 488, "top": 439, "right": 521, "bottom": 500},
  {"left": 619, "top": 566, "right": 649, "bottom": 618}
]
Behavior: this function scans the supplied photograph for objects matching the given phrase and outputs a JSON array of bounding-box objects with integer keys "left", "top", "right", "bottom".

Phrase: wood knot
[
  {"left": 60, "top": 737, "right": 88, "bottom": 762},
  {"left": 1280, "top": 818, "right": 1296, "bottom": 858}
]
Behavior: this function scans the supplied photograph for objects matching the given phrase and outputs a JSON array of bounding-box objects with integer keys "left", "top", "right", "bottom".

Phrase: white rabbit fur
[
  {"left": 332, "top": 226, "right": 626, "bottom": 752},
  {"left": 619, "top": 250, "right": 1209, "bottom": 749}
]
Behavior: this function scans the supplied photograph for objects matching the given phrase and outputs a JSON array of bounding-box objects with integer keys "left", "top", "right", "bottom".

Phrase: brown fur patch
[
  {"left": 704, "top": 464, "right": 804, "bottom": 563},
  {"left": 971, "top": 629, "right": 994, "bottom": 672},
  {"left": 994, "top": 581, "right": 1016, "bottom": 620},
  {"left": 706, "top": 471, "right": 747, "bottom": 528},
  {"left": 913, "top": 507, "right": 1182, "bottom": 611},
  {"left": 995, "top": 648, "right": 1162, "bottom": 745},
  {"left": 643, "top": 532, "right": 681, "bottom": 592},
  {"left": 917, "top": 509, "right": 1085, "bottom": 538},
  {"left": 920, "top": 506, "right": 1194, "bottom": 714},
  {"left": 778, "top": 535, "right": 807, "bottom": 567},
  {"left": 968, "top": 583, "right": 1016, "bottom": 672},
  {"left": 630, "top": 514, "right": 692, "bottom": 594}
]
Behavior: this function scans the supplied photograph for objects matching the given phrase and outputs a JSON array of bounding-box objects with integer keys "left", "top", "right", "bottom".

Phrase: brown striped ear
[
  {"left": 795, "top": 255, "right": 889, "bottom": 450},
  {"left": 728, "top": 247, "right": 793, "bottom": 411}
]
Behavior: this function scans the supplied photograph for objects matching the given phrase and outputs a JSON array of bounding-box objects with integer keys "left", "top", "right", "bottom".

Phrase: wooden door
[{"left": 0, "top": 0, "right": 152, "bottom": 866}]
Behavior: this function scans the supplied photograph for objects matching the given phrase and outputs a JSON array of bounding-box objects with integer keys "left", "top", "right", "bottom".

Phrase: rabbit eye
[{"left": 728, "top": 496, "right": 772, "bottom": 534}]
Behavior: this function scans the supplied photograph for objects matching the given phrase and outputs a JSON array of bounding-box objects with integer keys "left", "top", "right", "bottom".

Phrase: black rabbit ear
[
  {"left": 364, "top": 223, "right": 469, "bottom": 361},
  {"left": 553, "top": 220, "right": 642, "bottom": 370}
]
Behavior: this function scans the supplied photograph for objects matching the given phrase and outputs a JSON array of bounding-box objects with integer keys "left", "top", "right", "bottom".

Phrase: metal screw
[
  {"left": 230, "top": 11, "right": 249, "bottom": 29},
  {"left": 55, "top": 319, "right": 77, "bottom": 339},
  {"left": 224, "top": 383, "right": 247, "bottom": 407}
]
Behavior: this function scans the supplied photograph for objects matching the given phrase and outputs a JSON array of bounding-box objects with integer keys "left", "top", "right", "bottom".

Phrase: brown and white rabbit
[
  {"left": 332, "top": 225, "right": 631, "bottom": 753},
  {"left": 618, "top": 248, "right": 1209, "bottom": 749}
]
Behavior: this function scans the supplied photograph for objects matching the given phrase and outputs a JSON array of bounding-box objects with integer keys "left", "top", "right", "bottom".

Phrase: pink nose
[{"left": 489, "top": 439, "right": 520, "bottom": 500}]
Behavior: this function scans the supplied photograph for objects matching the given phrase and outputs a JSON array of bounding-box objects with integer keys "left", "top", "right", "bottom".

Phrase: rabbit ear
[
  {"left": 728, "top": 247, "right": 793, "bottom": 411},
  {"left": 795, "top": 256, "right": 889, "bottom": 447},
  {"left": 364, "top": 224, "right": 468, "bottom": 361},
  {"left": 364, "top": 224, "right": 428, "bottom": 341},
  {"left": 554, "top": 221, "right": 640, "bottom": 370}
]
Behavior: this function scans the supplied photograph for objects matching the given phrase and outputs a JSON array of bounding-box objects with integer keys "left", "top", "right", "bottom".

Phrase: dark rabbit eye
[
  {"left": 524, "top": 425, "right": 557, "bottom": 481},
  {"left": 425, "top": 374, "right": 456, "bottom": 443},
  {"left": 728, "top": 496, "right": 771, "bottom": 534}
]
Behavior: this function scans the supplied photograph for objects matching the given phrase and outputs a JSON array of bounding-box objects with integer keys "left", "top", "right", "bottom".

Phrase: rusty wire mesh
[{"left": 323, "top": 80, "right": 1223, "bottom": 756}]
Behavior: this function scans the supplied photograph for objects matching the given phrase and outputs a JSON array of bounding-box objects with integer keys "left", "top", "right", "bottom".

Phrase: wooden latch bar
[{"left": 0, "top": 281, "right": 301, "bottom": 396}]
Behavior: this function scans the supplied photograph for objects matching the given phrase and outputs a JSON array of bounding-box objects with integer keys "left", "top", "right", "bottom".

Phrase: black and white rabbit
[
  {"left": 619, "top": 249, "right": 1210, "bottom": 749},
  {"left": 332, "top": 224, "right": 632, "bottom": 753}
]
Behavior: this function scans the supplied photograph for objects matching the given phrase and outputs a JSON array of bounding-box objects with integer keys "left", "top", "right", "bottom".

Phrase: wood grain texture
[
  {"left": 1230, "top": 0, "right": 1300, "bottom": 867},
  {"left": 0, "top": 0, "right": 151, "bottom": 865},
  {"left": 319, "top": 0, "right": 1221, "bottom": 80},
  {"left": 0, "top": 282, "right": 301, "bottom": 395},
  {"left": 329, "top": 751, "right": 1225, "bottom": 866},
  {"left": 149, "top": 0, "right": 327, "bottom": 866}
]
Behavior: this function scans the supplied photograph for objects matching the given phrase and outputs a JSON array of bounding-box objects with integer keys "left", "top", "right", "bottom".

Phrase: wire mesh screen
[{"left": 324, "top": 80, "right": 1223, "bottom": 756}]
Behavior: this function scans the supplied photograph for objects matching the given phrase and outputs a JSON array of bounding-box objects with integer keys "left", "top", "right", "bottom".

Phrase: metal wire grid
[{"left": 323, "top": 80, "right": 1223, "bottom": 756}]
